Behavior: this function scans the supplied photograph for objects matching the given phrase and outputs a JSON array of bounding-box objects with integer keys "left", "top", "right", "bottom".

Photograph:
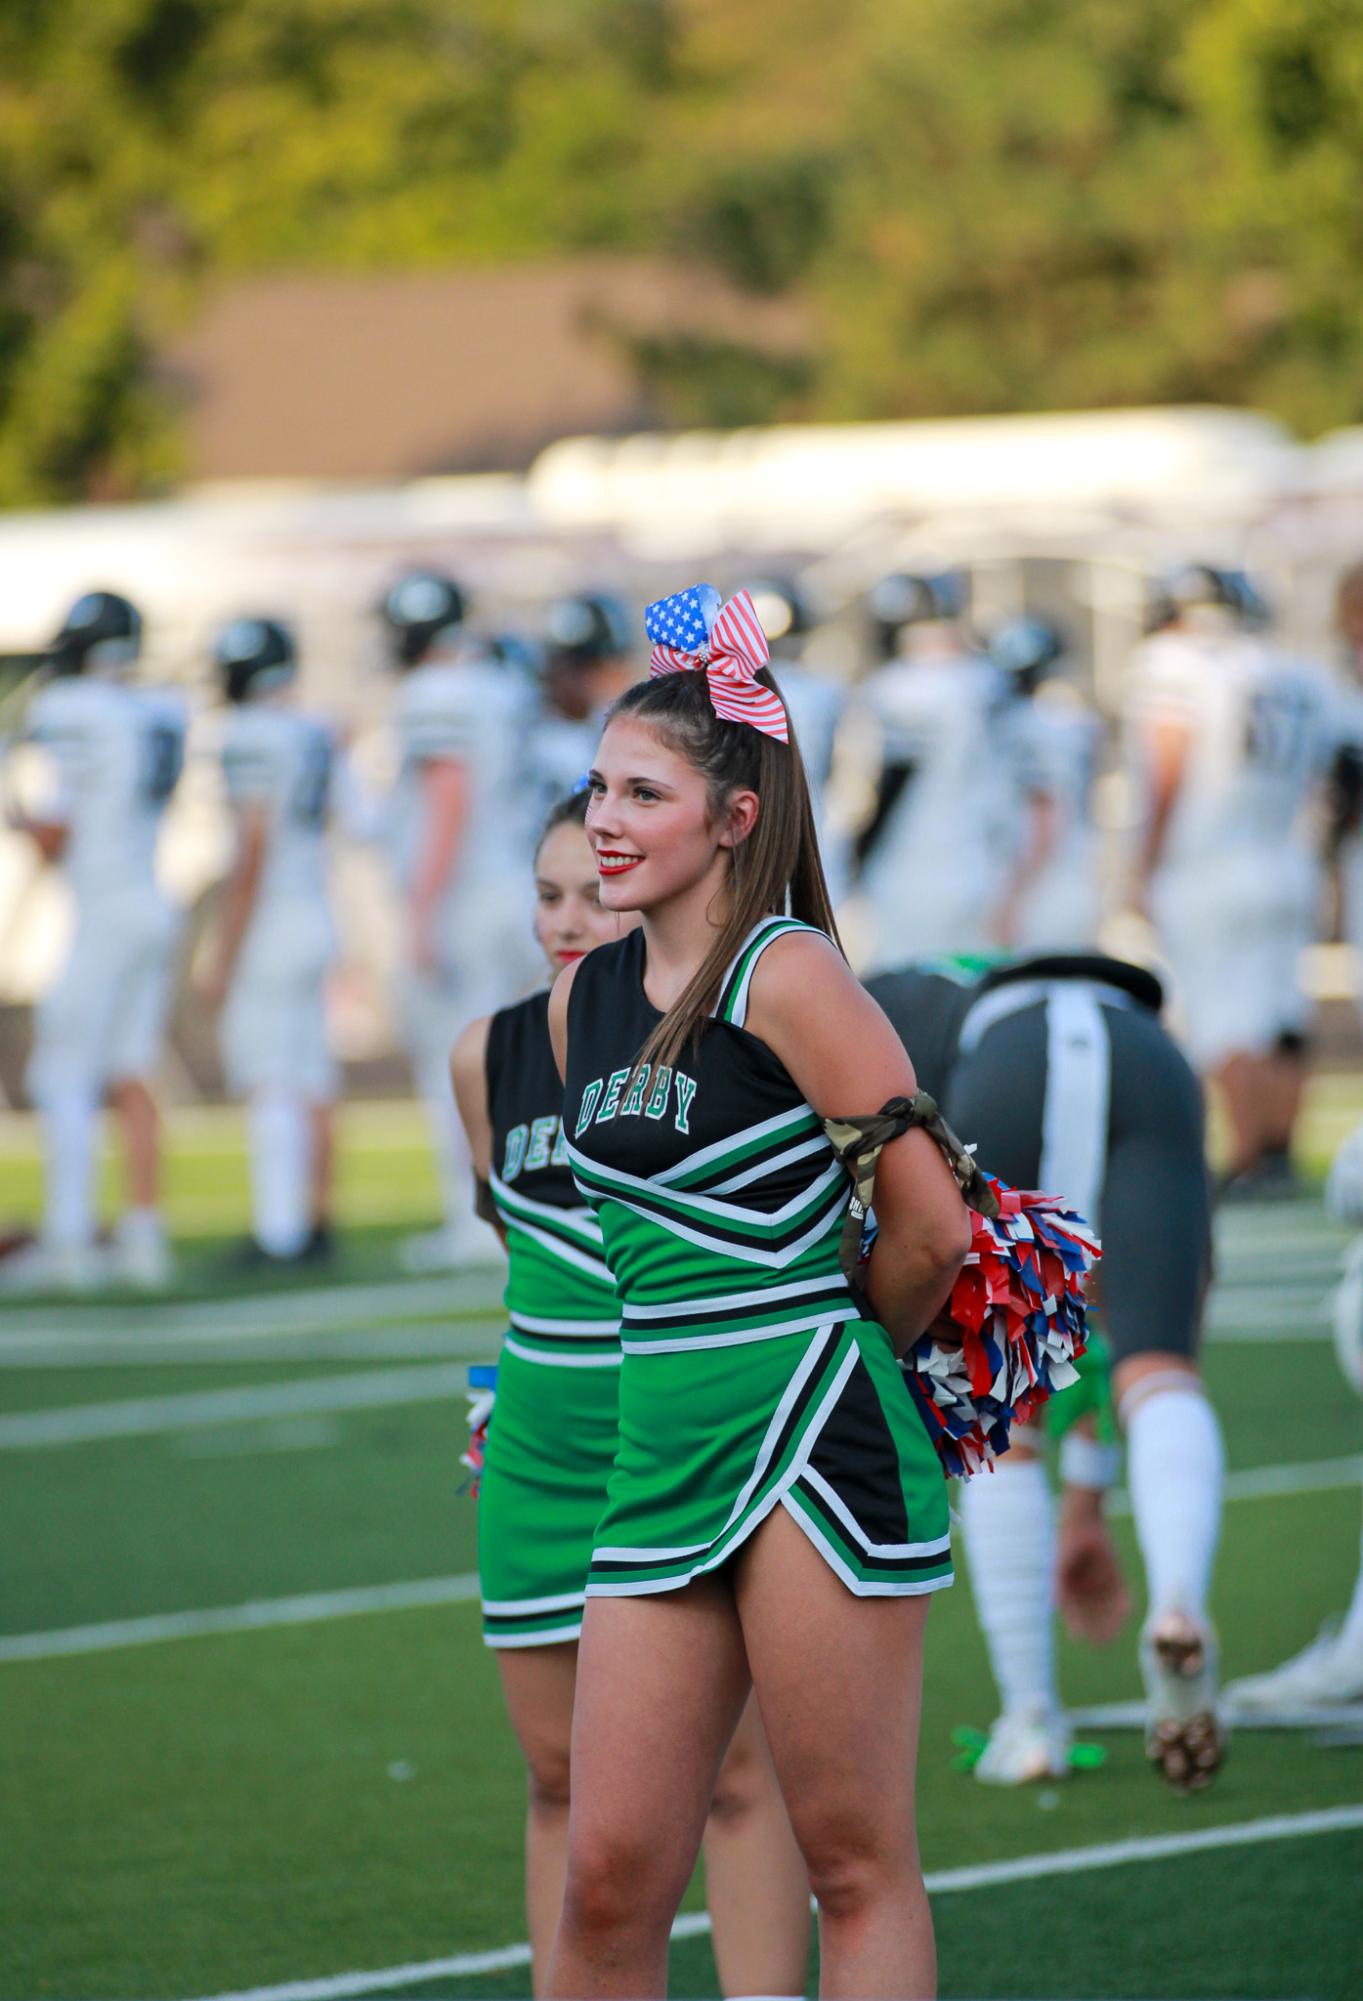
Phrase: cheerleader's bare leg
[
  {"left": 736, "top": 1506, "right": 936, "bottom": 2001},
  {"left": 548, "top": 1577, "right": 752, "bottom": 2000},
  {"left": 703, "top": 1692, "right": 812, "bottom": 1998},
  {"left": 496, "top": 1644, "right": 580, "bottom": 1997}
]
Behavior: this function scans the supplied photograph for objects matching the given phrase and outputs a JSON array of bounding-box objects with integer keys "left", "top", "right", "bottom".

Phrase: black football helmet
[
  {"left": 214, "top": 617, "right": 298, "bottom": 704},
  {"left": 989, "top": 615, "right": 1066, "bottom": 692},
  {"left": 49, "top": 590, "right": 143, "bottom": 677},
  {"left": 868, "top": 571, "right": 967, "bottom": 658},
  {"left": 380, "top": 570, "right": 468, "bottom": 667},
  {"left": 1146, "top": 563, "right": 1270, "bottom": 634},
  {"left": 745, "top": 578, "right": 813, "bottom": 647},
  {"left": 543, "top": 592, "right": 633, "bottom": 669}
]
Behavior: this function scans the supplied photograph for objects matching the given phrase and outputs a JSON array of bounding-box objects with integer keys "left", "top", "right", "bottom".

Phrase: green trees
[{"left": 4, "top": 0, "right": 1363, "bottom": 505}]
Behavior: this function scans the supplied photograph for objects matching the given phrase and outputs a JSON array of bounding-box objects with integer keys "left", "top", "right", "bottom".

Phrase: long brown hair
[{"left": 607, "top": 666, "right": 843, "bottom": 1075}]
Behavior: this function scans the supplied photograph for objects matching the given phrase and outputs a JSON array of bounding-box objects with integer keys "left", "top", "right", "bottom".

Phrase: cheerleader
[
  {"left": 450, "top": 789, "right": 811, "bottom": 1999},
  {"left": 546, "top": 588, "right": 971, "bottom": 2001}
]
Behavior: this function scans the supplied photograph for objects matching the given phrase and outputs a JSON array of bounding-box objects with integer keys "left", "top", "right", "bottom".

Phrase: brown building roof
[{"left": 166, "top": 258, "right": 810, "bottom": 482}]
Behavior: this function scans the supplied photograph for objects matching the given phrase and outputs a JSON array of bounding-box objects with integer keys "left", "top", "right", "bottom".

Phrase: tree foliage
[{"left": 4, "top": 0, "right": 1363, "bottom": 504}]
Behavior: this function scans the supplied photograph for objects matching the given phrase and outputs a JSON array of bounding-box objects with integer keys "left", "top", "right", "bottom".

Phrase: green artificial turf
[{"left": 2, "top": 1110, "right": 1361, "bottom": 2001}]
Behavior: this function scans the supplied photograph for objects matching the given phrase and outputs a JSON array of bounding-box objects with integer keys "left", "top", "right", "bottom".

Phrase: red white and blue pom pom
[
  {"left": 460, "top": 1364, "right": 498, "bottom": 1498},
  {"left": 896, "top": 1178, "right": 1100, "bottom": 1479}
]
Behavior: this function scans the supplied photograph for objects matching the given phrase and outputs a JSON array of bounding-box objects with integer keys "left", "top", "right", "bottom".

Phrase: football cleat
[
  {"left": 972, "top": 1706, "right": 1072, "bottom": 1787},
  {"left": 1225, "top": 1622, "right": 1363, "bottom": 1713},
  {"left": 397, "top": 1221, "right": 503, "bottom": 1275},
  {"left": 1140, "top": 1611, "right": 1224, "bottom": 1791},
  {"left": 0, "top": 1238, "right": 107, "bottom": 1294},
  {"left": 111, "top": 1211, "right": 172, "bottom": 1290}
]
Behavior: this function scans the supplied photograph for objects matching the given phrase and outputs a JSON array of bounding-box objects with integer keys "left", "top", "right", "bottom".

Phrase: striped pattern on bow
[{"left": 645, "top": 586, "right": 789, "bottom": 743}]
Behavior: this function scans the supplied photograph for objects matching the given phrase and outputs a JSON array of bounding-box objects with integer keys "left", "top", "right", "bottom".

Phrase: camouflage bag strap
[{"left": 823, "top": 1091, "right": 999, "bottom": 1287}]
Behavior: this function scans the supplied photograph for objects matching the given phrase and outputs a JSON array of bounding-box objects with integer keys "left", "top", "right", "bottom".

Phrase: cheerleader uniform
[
  {"left": 564, "top": 916, "right": 954, "bottom": 1600},
  {"left": 477, "top": 990, "right": 622, "bottom": 1648}
]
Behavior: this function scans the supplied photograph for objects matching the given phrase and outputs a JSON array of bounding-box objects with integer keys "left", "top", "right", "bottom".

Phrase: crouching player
[
  {"left": 869, "top": 953, "right": 1224, "bottom": 1789},
  {"left": 199, "top": 618, "right": 342, "bottom": 1265},
  {"left": 451, "top": 789, "right": 811, "bottom": 1998}
]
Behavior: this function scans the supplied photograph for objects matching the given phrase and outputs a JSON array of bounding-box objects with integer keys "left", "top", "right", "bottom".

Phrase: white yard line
[
  {"left": 0, "top": 1364, "right": 473, "bottom": 1450},
  {"left": 0, "top": 1576, "right": 482, "bottom": 1664},
  {"left": 184, "top": 1804, "right": 1363, "bottom": 2001},
  {"left": 1125, "top": 1452, "right": 1361, "bottom": 1510},
  {"left": 1205, "top": 1290, "right": 1331, "bottom": 1330},
  {"left": 0, "top": 1327, "right": 499, "bottom": 1369},
  {"left": 1070, "top": 1698, "right": 1363, "bottom": 1730},
  {"left": 5, "top": 1453, "right": 1359, "bottom": 1666},
  {"left": 1, "top": 1275, "right": 505, "bottom": 1345}
]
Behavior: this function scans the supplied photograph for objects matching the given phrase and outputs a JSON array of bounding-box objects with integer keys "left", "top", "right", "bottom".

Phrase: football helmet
[
  {"left": 214, "top": 617, "right": 298, "bottom": 704},
  {"left": 868, "top": 571, "right": 967, "bottom": 658},
  {"left": 380, "top": 570, "right": 468, "bottom": 667},
  {"left": 49, "top": 590, "right": 142, "bottom": 677},
  {"left": 989, "top": 615, "right": 1067, "bottom": 692},
  {"left": 745, "top": 578, "right": 813, "bottom": 646},
  {"left": 543, "top": 591, "right": 633, "bottom": 669},
  {"left": 1146, "top": 563, "right": 1270, "bottom": 634}
]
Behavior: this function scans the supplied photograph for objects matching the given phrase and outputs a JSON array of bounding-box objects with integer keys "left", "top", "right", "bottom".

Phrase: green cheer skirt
[
  {"left": 477, "top": 1333, "right": 621, "bottom": 1648},
  {"left": 587, "top": 1317, "right": 953, "bottom": 1600}
]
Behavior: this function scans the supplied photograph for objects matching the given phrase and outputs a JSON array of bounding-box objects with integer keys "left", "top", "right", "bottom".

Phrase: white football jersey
[
  {"left": 23, "top": 677, "right": 186, "bottom": 904},
  {"left": 221, "top": 702, "right": 338, "bottom": 909},
  {"left": 1125, "top": 629, "right": 1341, "bottom": 883},
  {"left": 525, "top": 708, "right": 599, "bottom": 827},
  {"left": 776, "top": 660, "right": 852, "bottom": 897},
  {"left": 1009, "top": 690, "right": 1104, "bottom": 946},
  {"left": 385, "top": 658, "right": 534, "bottom": 907},
  {"left": 855, "top": 651, "right": 1016, "bottom": 910}
]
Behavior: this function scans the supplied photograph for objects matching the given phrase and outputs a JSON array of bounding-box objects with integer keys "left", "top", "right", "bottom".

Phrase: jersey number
[
  {"left": 141, "top": 722, "right": 184, "bottom": 804},
  {"left": 291, "top": 735, "right": 333, "bottom": 828},
  {"left": 1243, "top": 690, "right": 1312, "bottom": 775}
]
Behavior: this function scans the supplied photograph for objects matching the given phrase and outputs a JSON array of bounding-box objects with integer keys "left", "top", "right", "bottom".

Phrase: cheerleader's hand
[
  {"left": 924, "top": 1307, "right": 963, "bottom": 1352},
  {"left": 1057, "top": 1489, "right": 1132, "bottom": 1646}
]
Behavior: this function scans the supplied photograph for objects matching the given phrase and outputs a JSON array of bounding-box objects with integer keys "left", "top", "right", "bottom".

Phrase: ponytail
[{"left": 608, "top": 668, "right": 842, "bottom": 1076}]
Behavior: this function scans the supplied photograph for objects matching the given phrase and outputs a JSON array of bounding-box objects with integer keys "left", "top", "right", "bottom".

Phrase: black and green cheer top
[
  {"left": 485, "top": 989, "right": 621, "bottom": 1359},
  {"left": 563, "top": 917, "right": 862, "bottom": 1354}
]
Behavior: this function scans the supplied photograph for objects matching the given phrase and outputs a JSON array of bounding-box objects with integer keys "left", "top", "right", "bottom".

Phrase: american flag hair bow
[{"left": 645, "top": 585, "right": 789, "bottom": 743}]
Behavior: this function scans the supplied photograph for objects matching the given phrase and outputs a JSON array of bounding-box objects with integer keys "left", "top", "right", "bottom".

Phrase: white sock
[
  {"left": 40, "top": 1088, "right": 99, "bottom": 1251},
  {"left": 1122, "top": 1378, "right": 1224, "bottom": 1625},
  {"left": 1339, "top": 1503, "right": 1363, "bottom": 1652},
  {"left": 247, "top": 1094, "right": 312, "bottom": 1258},
  {"left": 960, "top": 1453, "right": 1058, "bottom": 1718}
]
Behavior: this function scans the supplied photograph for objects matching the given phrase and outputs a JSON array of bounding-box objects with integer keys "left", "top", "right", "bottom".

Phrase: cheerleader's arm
[
  {"left": 450, "top": 1014, "right": 507, "bottom": 1250},
  {"left": 746, "top": 930, "right": 971, "bottom": 1351}
]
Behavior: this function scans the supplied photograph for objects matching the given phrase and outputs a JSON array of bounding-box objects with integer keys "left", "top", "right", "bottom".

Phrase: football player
[
  {"left": 745, "top": 577, "right": 855, "bottom": 902},
  {"left": 3, "top": 590, "right": 185, "bottom": 1289},
  {"left": 379, "top": 570, "right": 535, "bottom": 1272},
  {"left": 528, "top": 590, "right": 636, "bottom": 816},
  {"left": 1124, "top": 564, "right": 1340, "bottom": 1195},
  {"left": 869, "top": 952, "right": 1225, "bottom": 1790},
  {"left": 198, "top": 617, "right": 342, "bottom": 1265},
  {"left": 987, "top": 616, "right": 1104, "bottom": 952},
  {"left": 849, "top": 572, "right": 1018, "bottom": 967}
]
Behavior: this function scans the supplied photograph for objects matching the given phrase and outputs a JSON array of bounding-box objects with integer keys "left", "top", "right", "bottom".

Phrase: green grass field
[{"left": 2, "top": 1095, "right": 1362, "bottom": 2001}]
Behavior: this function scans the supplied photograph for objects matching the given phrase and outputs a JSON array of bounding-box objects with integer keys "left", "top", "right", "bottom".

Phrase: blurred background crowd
[
  {"left": 4, "top": 0, "right": 1363, "bottom": 1287},
  {"left": 2, "top": 507, "right": 1362, "bottom": 1287}
]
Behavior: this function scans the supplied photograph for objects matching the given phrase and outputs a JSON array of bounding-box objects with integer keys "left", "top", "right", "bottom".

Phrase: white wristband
[{"left": 1060, "top": 1431, "right": 1122, "bottom": 1492}]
